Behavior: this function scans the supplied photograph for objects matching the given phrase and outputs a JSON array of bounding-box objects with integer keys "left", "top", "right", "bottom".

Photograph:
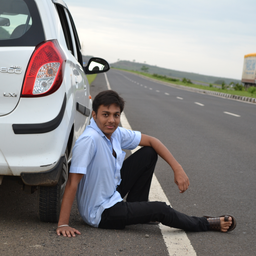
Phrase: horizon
[
  {"left": 83, "top": 56, "right": 241, "bottom": 81},
  {"left": 109, "top": 59, "right": 241, "bottom": 81}
]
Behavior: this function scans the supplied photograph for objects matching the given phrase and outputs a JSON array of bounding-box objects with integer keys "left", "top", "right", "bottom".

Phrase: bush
[
  {"left": 153, "top": 74, "right": 179, "bottom": 82},
  {"left": 233, "top": 83, "right": 244, "bottom": 91},
  {"left": 248, "top": 86, "right": 256, "bottom": 96},
  {"left": 141, "top": 65, "right": 149, "bottom": 72},
  {"left": 209, "top": 84, "right": 213, "bottom": 87},
  {"left": 182, "top": 78, "right": 193, "bottom": 84}
]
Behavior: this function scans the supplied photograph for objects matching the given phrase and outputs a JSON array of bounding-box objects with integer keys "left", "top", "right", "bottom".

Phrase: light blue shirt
[{"left": 69, "top": 118, "right": 141, "bottom": 227}]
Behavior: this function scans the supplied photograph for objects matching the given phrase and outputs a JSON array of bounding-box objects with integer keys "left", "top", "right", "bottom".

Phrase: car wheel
[{"left": 38, "top": 151, "right": 68, "bottom": 222}]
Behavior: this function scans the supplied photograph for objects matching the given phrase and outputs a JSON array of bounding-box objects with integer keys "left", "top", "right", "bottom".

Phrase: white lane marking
[
  {"left": 194, "top": 102, "right": 204, "bottom": 106},
  {"left": 120, "top": 111, "right": 197, "bottom": 256},
  {"left": 224, "top": 111, "right": 241, "bottom": 117},
  {"left": 150, "top": 88, "right": 153, "bottom": 90},
  {"left": 140, "top": 84, "right": 143, "bottom": 86},
  {"left": 149, "top": 176, "right": 196, "bottom": 256},
  {"left": 177, "top": 97, "right": 183, "bottom": 100},
  {"left": 165, "top": 92, "right": 169, "bottom": 95},
  {"left": 106, "top": 74, "right": 196, "bottom": 255},
  {"left": 104, "top": 73, "right": 111, "bottom": 90},
  {"left": 144, "top": 86, "right": 147, "bottom": 88},
  {"left": 156, "top": 90, "right": 160, "bottom": 92}
]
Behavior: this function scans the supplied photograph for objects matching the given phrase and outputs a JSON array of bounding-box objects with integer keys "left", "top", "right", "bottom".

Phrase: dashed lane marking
[
  {"left": 224, "top": 111, "right": 241, "bottom": 117},
  {"left": 194, "top": 102, "right": 204, "bottom": 106},
  {"left": 120, "top": 74, "right": 243, "bottom": 123}
]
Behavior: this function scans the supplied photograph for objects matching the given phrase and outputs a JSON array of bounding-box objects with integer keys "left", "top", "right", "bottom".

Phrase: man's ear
[{"left": 92, "top": 111, "right": 96, "bottom": 120}]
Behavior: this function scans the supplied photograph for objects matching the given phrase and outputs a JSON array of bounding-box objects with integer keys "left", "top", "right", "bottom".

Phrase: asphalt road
[
  {"left": 1, "top": 69, "right": 255, "bottom": 256},
  {"left": 98, "top": 69, "right": 256, "bottom": 255}
]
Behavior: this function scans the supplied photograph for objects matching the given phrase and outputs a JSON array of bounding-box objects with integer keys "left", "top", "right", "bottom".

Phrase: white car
[{"left": 0, "top": 0, "right": 109, "bottom": 222}]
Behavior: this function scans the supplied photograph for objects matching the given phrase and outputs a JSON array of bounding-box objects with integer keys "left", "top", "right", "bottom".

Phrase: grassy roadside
[
  {"left": 86, "top": 74, "right": 97, "bottom": 85},
  {"left": 114, "top": 68, "right": 256, "bottom": 98}
]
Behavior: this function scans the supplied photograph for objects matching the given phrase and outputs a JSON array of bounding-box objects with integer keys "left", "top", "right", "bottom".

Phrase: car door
[{"left": 55, "top": 3, "right": 91, "bottom": 141}]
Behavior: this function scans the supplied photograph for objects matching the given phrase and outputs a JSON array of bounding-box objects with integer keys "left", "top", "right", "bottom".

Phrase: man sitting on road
[{"left": 56, "top": 90, "right": 236, "bottom": 237}]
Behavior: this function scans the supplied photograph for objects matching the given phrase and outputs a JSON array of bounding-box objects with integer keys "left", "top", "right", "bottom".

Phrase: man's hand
[
  {"left": 173, "top": 165, "right": 190, "bottom": 193},
  {"left": 57, "top": 173, "right": 83, "bottom": 238},
  {"left": 56, "top": 226, "right": 81, "bottom": 238}
]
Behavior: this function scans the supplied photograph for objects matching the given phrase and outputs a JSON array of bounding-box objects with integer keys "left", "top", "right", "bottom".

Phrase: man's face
[{"left": 92, "top": 104, "right": 121, "bottom": 139}]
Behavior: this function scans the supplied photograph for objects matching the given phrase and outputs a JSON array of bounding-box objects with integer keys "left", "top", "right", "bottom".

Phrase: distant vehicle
[
  {"left": 241, "top": 53, "right": 256, "bottom": 88},
  {"left": 0, "top": 0, "right": 109, "bottom": 222}
]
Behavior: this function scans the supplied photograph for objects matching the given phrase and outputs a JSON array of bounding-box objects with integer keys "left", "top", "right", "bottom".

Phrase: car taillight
[{"left": 21, "top": 40, "right": 66, "bottom": 97}]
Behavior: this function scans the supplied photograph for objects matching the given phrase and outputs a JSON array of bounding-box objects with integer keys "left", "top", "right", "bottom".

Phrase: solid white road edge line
[
  {"left": 177, "top": 97, "right": 183, "bottom": 100},
  {"left": 104, "top": 73, "right": 111, "bottom": 90},
  {"left": 104, "top": 69, "right": 197, "bottom": 256},
  {"left": 224, "top": 111, "right": 241, "bottom": 117},
  {"left": 121, "top": 111, "right": 197, "bottom": 256}
]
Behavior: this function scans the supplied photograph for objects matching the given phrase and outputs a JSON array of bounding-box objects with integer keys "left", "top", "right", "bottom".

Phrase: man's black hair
[{"left": 93, "top": 90, "right": 125, "bottom": 114}]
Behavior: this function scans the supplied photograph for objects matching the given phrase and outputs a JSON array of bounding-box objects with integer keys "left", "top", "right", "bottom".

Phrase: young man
[{"left": 57, "top": 90, "right": 236, "bottom": 237}]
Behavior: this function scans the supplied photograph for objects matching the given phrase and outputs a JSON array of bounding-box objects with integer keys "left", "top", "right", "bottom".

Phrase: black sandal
[{"left": 204, "top": 215, "right": 237, "bottom": 232}]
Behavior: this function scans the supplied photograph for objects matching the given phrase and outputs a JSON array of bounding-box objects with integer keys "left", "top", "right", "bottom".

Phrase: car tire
[{"left": 38, "top": 150, "right": 68, "bottom": 222}]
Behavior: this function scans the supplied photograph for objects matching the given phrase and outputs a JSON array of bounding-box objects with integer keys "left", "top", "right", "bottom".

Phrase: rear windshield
[{"left": 0, "top": 0, "right": 45, "bottom": 46}]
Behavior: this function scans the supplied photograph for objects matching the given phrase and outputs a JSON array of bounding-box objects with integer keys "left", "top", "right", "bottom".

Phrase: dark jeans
[{"left": 99, "top": 147, "right": 209, "bottom": 231}]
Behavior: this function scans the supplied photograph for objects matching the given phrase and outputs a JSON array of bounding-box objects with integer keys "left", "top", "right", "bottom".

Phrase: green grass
[
  {"left": 86, "top": 74, "right": 97, "bottom": 85},
  {"left": 114, "top": 68, "right": 256, "bottom": 98}
]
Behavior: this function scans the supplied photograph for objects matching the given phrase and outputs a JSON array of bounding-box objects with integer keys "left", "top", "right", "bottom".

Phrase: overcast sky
[{"left": 64, "top": 0, "right": 256, "bottom": 80}]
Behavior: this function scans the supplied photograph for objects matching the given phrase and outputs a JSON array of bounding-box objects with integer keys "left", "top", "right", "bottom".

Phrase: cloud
[{"left": 66, "top": 2, "right": 256, "bottom": 79}]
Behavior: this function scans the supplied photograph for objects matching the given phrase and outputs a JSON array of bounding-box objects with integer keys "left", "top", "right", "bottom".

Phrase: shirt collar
[{"left": 89, "top": 117, "right": 117, "bottom": 141}]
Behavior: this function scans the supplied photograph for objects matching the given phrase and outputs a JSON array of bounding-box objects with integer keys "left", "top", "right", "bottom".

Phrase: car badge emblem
[
  {"left": 0, "top": 66, "right": 22, "bottom": 74},
  {"left": 3, "top": 92, "right": 17, "bottom": 97}
]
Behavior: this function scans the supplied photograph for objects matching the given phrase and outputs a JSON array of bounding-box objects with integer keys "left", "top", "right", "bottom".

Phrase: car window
[
  {"left": 64, "top": 8, "right": 78, "bottom": 60},
  {"left": 55, "top": 4, "right": 74, "bottom": 56},
  {"left": 0, "top": 0, "right": 45, "bottom": 46},
  {"left": 0, "top": 9, "right": 31, "bottom": 40},
  {"left": 67, "top": 10, "right": 84, "bottom": 67}
]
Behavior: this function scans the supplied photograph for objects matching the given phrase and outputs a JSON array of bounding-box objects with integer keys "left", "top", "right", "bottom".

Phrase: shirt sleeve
[
  {"left": 69, "top": 135, "right": 96, "bottom": 175},
  {"left": 119, "top": 127, "right": 141, "bottom": 150}
]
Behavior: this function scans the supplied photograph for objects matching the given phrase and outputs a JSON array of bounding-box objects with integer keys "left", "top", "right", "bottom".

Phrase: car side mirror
[{"left": 83, "top": 57, "right": 110, "bottom": 74}]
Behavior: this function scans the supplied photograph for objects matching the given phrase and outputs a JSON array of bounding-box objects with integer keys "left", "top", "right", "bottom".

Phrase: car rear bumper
[
  {"left": 0, "top": 90, "right": 71, "bottom": 176},
  {"left": 12, "top": 95, "right": 66, "bottom": 134},
  {"left": 21, "top": 156, "right": 64, "bottom": 186}
]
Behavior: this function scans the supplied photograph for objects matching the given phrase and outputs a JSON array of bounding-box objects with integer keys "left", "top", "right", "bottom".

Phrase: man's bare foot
[
  {"left": 220, "top": 216, "right": 232, "bottom": 232},
  {"left": 205, "top": 215, "right": 237, "bottom": 232}
]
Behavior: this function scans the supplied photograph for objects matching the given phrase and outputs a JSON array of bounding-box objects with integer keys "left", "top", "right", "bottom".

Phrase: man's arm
[
  {"left": 139, "top": 134, "right": 189, "bottom": 193},
  {"left": 56, "top": 173, "right": 84, "bottom": 237}
]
